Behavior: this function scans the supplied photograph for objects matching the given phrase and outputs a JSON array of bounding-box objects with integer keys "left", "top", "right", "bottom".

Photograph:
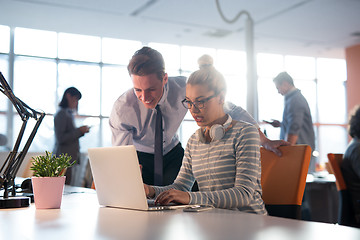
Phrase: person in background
[
  {"left": 0, "top": 134, "right": 7, "bottom": 146},
  {"left": 265, "top": 71, "right": 315, "bottom": 221},
  {"left": 144, "top": 61, "right": 267, "bottom": 214},
  {"left": 109, "top": 47, "right": 288, "bottom": 188},
  {"left": 341, "top": 105, "right": 360, "bottom": 227},
  {"left": 54, "top": 87, "right": 90, "bottom": 185},
  {"left": 265, "top": 72, "right": 316, "bottom": 173}
]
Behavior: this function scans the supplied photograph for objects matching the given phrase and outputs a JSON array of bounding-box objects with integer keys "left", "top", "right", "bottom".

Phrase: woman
[
  {"left": 53, "top": 87, "right": 90, "bottom": 185},
  {"left": 144, "top": 63, "right": 266, "bottom": 214},
  {"left": 341, "top": 105, "right": 360, "bottom": 226}
]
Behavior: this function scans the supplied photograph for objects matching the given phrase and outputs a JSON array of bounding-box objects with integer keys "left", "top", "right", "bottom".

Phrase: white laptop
[{"left": 88, "top": 145, "right": 195, "bottom": 211}]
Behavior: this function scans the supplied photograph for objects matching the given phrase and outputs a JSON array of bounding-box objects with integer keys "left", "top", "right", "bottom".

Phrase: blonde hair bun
[{"left": 198, "top": 54, "right": 214, "bottom": 69}]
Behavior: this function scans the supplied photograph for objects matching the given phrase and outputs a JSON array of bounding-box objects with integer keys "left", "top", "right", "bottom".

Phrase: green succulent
[{"left": 30, "top": 151, "right": 75, "bottom": 177}]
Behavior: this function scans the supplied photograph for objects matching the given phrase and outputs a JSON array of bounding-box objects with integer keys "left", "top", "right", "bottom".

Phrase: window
[
  {"left": 102, "top": 38, "right": 141, "bottom": 65},
  {"left": 58, "top": 62, "right": 101, "bottom": 116},
  {"left": 316, "top": 58, "right": 347, "bottom": 162},
  {"left": 101, "top": 66, "right": 132, "bottom": 116},
  {"left": 257, "top": 53, "right": 284, "bottom": 140},
  {"left": 102, "top": 118, "right": 112, "bottom": 147},
  {"left": 0, "top": 56, "right": 9, "bottom": 112},
  {"left": 0, "top": 24, "right": 349, "bottom": 169},
  {"left": 58, "top": 33, "right": 101, "bottom": 62},
  {"left": 149, "top": 42, "right": 181, "bottom": 74},
  {"left": 317, "top": 58, "right": 347, "bottom": 124},
  {"left": 284, "top": 55, "right": 316, "bottom": 80},
  {"left": 217, "top": 49, "right": 246, "bottom": 107},
  {"left": 14, "top": 56, "right": 57, "bottom": 114},
  {"left": 13, "top": 113, "right": 53, "bottom": 152},
  {"left": 258, "top": 53, "right": 348, "bottom": 166},
  {"left": 257, "top": 53, "right": 284, "bottom": 78},
  {"left": 0, "top": 25, "right": 10, "bottom": 54},
  {"left": 0, "top": 115, "right": 6, "bottom": 135},
  {"left": 78, "top": 116, "right": 101, "bottom": 149},
  {"left": 181, "top": 46, "right": 216, "bottom": 72},
  {"left": 14, "top": 28, "right": 57, "bottom": 58}
]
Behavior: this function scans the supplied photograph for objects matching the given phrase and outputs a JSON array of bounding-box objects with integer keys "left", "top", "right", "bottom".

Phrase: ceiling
[{"left": 1, "top": 0, "right": 360, "bottom": 59}]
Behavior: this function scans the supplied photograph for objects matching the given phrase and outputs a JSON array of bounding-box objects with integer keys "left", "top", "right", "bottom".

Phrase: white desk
[{"left": 1, "top": 186, "right": 360, "bottom": 240}]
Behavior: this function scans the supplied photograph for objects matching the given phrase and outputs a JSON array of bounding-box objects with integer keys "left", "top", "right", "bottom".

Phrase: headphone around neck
[{"left": 197, "top": 115, "right": 233, "bottom": 142}]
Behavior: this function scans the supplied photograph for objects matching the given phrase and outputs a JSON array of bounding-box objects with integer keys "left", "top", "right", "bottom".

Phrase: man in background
[
  {"left": 265, "top": 71, "right": 315, "bottom": 221},
  {"left": 265, "top": 71, "right": 316, "bottom": 173}
]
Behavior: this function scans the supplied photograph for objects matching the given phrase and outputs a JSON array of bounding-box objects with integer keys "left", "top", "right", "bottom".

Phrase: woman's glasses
[{"left": 181, "top": 94, "right": 217, "bottom": 109}]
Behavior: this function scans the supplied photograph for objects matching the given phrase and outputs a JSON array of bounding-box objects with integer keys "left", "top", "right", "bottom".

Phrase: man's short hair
[
  {"left": 127, "top": 47, "right": 165, "bottom": 81},
  {"left": 273, "top": 72, "right": 294, "bottom": 86}
]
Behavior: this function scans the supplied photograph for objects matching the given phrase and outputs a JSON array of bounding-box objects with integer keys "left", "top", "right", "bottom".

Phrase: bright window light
[
  {"left": 149, "top": 42, "right": 181, "bottom": 72},
  {"left": 0, "top": 56, "right": 9, "bottom": 111},
  {"left": 101, "top": 66, "right": 132, "bottom": 116},
  {"left": 318, "top": 125, "right": 347, "bottom": 162},
  {"left": 257, "top": 53, "right": 284, "bottom": 78},
  {"left": 58, "top": 33, "right": 101, "bottom": 62},
  {"left": 181, "top": 46, "right": 216, "bottom": 71},
  {"left": 14, "top": 56, "right": 57, "bottom": 114},
  {"left": 102, "top": 38, "right": 142, "bottom": 65},
  {"left": 317, "top": 58, "right": 347, "bottom": 81},
  {"left": 58, "top": 62, "right": 101, "bottom": 115},
  {"left": 257, "top": 77, "right": 284, "bottom": 123},
  {"left": 317, "top": 58, "right": 347, "bottom": 124},
  {"left": 14, "top": 27, "right": 57, "bottom": 58},
  {"left": 0, "top": 25, "right": 10, "bottom": 54},
  {"left": 217, "top": 49, "right": 245, "bottom": 75},
  {"left": 1, "top": 24, "right": 349, "bottom": 159},
  {"left": 285, "top": 55, "right": 316, "bottom": 80}
]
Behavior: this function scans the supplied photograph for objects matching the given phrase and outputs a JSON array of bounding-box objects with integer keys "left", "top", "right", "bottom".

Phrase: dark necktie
[{"left": 154, "top": 105, "right": 163, "bottom": 185}]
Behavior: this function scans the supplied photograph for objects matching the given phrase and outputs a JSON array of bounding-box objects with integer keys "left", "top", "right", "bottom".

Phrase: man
[
  {"left": 266, "top": 71, "right": 316, "bottom": 173},
  {"left": 109, "top": 46, "right": 288, "bottom": 186}
]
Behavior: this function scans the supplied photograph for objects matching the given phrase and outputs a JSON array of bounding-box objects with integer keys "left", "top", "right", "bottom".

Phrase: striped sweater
[{"left": 153, "top": 120, "right": 267, "bottom": 215}]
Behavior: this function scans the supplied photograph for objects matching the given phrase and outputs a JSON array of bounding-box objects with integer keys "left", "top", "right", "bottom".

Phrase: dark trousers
[
  {"left": 65, "top": 166, "right": 73, "bottom": 185},
  {"left": 137, "top": 143, "right": 184, "bottom": 186}
]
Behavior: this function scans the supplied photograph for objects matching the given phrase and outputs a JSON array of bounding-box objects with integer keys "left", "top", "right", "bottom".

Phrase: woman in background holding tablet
[{"left": 144, "top": 61, "right": 267, "bottom": 215}]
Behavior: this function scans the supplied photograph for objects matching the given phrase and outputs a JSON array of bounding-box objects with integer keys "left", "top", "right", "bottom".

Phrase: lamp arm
[{"left": 0, "top": 72, "right": 45, "bottom": 198}]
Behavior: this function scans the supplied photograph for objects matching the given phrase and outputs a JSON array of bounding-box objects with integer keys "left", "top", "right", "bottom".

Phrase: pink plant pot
[{"left": 31, "top": 176, "right": 66, "bottom": 209}]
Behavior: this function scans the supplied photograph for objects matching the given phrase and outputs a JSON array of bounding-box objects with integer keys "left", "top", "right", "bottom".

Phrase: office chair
[
  {"left": 261, "top": 145, "right": 311, "bottom": 219},
  {"left": 327, "top": 153, "right": 357, "bottom": 227}
]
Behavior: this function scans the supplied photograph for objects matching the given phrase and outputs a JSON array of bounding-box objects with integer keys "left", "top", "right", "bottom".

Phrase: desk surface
[
  {"left": 306, "top": 173, "right": 336, "bottom": 183},
  {"left": 1, "top": 186, "right": 359, "bottom": 240}
]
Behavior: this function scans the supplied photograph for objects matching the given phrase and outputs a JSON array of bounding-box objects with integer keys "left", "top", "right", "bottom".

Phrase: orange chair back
[
  {"left": 327, "top": 153, "right": 346, "bottom": 191},
  {"left": 261, "top": 145, "right": 312, "bottom": 205}
]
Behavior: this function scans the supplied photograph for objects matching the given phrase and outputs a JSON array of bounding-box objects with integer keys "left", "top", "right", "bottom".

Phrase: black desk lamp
[{"left": 0, "top": 72, "right": 45, "bottom": 208}]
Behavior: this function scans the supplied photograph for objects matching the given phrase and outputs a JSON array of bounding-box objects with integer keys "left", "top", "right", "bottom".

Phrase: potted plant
[{"left": 30, "top": 151, "right": 75, "bottom": 209}]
